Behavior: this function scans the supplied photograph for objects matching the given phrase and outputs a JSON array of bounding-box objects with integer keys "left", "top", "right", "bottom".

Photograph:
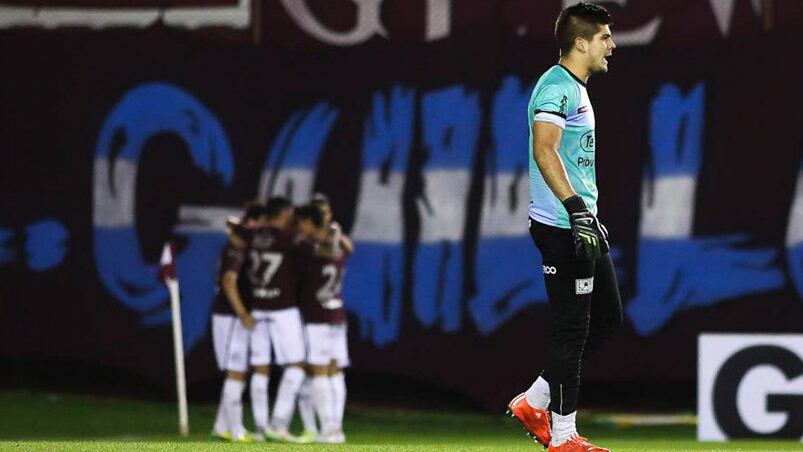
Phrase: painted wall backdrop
[{"left": 1, "top": 0, "right": 802, "bottom": 408}]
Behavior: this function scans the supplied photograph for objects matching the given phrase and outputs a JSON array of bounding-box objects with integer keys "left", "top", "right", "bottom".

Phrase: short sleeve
[
  {"left": 293, "top": 239, "right": 317, "bottom": 274},
  {"left": 532, "top": 84, "right": 573, "bottom": 129},
  {"left": 221, "top": 244, "right": 246, "bottom": 274},
  {"left": 231, "top": 224, "right": 254, "bottom": 245}
]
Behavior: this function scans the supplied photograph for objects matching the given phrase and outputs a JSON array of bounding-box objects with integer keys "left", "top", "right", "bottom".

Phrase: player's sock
[
  {"left": 250, "top": 373, "right": 269, "bottom": 431},
  {"left": 551, "top": 411, "right": 578, "bottom": 446},
  {"left": 524, "top": 375, "right": 550, "bottom": 410},
  {"left": 213, "top": 389, "right": 228, "bottom": 434},
  {"left": 271, "top": 367, "right": 305, "bottom": 432},
  {"left": 298, "top": 378, "right": 318, "bottom": 434},
  {"left": 330, "top": 372, "right": 346, "bottom": 431},
  {"left": 222, "top": 378, "right": 246, "bottom": 438},
  {"left": 311, "top": 375, "right": 336, "bottom": 433}
]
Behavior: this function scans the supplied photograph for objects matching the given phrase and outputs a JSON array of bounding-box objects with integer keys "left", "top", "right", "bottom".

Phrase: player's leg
[
  {"left": 513, "top": 221, "right": 598, "bottom": 448},
  {"left": 541, "top": 257, "right": 594, "bottom": 447},
  {"left": 535, "top": 222, "right": 603, "bottom": 449},
  {"left": 582, "top": 253, "right": 623, "bottom": 360},
  {"left": 212, "top": 314, "right": 252, "bottom": 441},
  {"left": 250, "top": 367, "right": 270, "bottom": 436},
  {"left": 297, "top": 323, "right": 321, "bottom": 441},
  {"left": 508, "top": 222, "right": 574, "bottom": 446},
  {"left": 297, "top": 377, "right": 318, "bottom": 441},
  {"left": 248, "top": 317, "right": 272, "bottom": 439},
  {"left": 211, "top": 314, "right": 234, "bottom": 439},
  {"left": 214, "top": 313, "right": 253, "bottom": 442},
  {"left": 222, "top": 370, "right": 250, "bottom": 442},
  {"left": 540, "top": 257, "right": 620, "bottom": 452},
  {"left": 270, "top": 363, "right": 305, "bottom": 439},
  {"left": 268, "top": 308, "right": 307, "bottom": 439},
  {"left": 329, "top": 322, "right": 349, "bottom": 440},
  {"left": 212, "top": 387, "right": 228, "bottom": 440},
  {"left": 304, "top": 323, "right": 338, "bottom": 442},
  {"left": 211, "top": 315, "right": 229, "bottom": 438},
  {"left": 327, "top": 363, "right": 347, "bottom": 442}
]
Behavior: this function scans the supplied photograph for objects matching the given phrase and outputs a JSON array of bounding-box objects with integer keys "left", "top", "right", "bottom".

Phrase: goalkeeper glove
[{"left": 563, "top": 195, "right": 609, "bottom": 260}]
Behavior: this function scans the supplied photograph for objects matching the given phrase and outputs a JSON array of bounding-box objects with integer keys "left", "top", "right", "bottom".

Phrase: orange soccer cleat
[
  {"left": 548, "top": 435, "right": 610, "bottom": 452},
  {"left": 506, "top": 393, "right": 552, "bottom": 447}
]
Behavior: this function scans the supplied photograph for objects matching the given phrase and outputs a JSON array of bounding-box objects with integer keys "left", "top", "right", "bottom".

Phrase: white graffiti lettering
[
  {"left": 0, "top": 0, "right": 250, "bottom": 30},
  {"left": 281, "top": 0, "right": 388, "bottom": 46}
]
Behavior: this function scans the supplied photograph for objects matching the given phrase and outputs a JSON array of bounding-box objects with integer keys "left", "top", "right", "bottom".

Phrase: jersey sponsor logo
[
  {"left": 577, "top": 106, "right": 589, "bottom": 114},
  {"left": 543, "top": 265, "right": 557, "bottom": 275},
  {"left": 575, "top": 277, "right": 594, "bottom": 294},
  {"left": 252, "top": 235, "right": 275, "bottom": 248},
  {"left": 580, "top": 131, "right": 595, "bottom": 152},
  {"left": 577, "top": 156, "right": 595, "bottom": 168},
  {"left": 254, "top": 287, "right": 281, "bottom": 299}
]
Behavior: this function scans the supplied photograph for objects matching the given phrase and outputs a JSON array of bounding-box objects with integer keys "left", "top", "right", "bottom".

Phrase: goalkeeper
[{"left": 506, "top": 3, "right": 622, "bottom": 452}]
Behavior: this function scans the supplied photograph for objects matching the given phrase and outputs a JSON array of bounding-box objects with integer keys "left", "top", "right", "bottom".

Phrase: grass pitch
[{"left": 0, "top": 390, "right": 800, "bottom": 451}]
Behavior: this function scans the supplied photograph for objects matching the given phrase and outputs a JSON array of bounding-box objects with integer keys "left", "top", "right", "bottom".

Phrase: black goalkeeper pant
[{"left": 530, "top": 219, "right": 623, "bottom": 415}]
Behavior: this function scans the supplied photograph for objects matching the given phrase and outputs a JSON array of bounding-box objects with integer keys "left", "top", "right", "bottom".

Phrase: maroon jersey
[
  {"left": 244, "top": 226, "right": 301, "bottom": 311},
  {"left": 330, "top": 252, "right": 348, "bottom": 324},
  {"left": 212, "top": 241, "right": 249, "bottom": 315},
  {"left": 298, "top": 240, "right": 347, "bottom": 324}
]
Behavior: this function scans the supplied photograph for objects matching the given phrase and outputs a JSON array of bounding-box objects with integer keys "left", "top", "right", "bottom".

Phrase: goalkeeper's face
[{"left": 588, "top": 25, "right": 615, "bottom": 74}]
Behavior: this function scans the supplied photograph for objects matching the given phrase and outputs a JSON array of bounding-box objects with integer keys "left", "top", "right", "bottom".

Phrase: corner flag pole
[{"left": 160, "top": 243, "right": 189, "bottom": 437}]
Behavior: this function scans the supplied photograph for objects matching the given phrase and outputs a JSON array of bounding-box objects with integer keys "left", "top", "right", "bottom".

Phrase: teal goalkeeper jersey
[{"left": 528, "top": 64, "right": 598, "bottom": 229}]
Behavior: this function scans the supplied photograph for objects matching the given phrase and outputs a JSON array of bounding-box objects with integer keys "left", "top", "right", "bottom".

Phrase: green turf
[{"left": 0, "top": 390, "right": 800, "bottom": 451}]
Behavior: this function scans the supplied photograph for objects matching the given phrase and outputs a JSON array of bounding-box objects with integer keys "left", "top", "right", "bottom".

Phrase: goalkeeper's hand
[{"left": 563, "top": 195, "right": 609, "bottom": 260}]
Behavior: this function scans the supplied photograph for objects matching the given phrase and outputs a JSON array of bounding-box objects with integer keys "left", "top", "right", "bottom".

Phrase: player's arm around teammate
[
  {"left": 295, "top": 205, "right": 342, "bottom": 442},
  {"left": 210, "top": 207, "right": 266, "bottom": 443},
  {"left": 243, "top": 198, "right": 307, "bottom": 441},
  {"left": 312, "top": 193, "right": 355, "bottom": 255}
]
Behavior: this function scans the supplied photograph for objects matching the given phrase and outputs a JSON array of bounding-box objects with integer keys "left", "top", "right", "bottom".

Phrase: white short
[
  {"left": 304, "top": 323, "right": 350, "bottom": 368},
  {"left": 212, "top": 314, "right": 250, "bottom": 373},
  {"left": 251, "top": 307, "right": 306, "bottom": 366},
  {"left": 331, "top": 322, "right": 350, "bottom": 368},
  {"left": 304, "top": 323, "right": 333, "bottom": 366}
]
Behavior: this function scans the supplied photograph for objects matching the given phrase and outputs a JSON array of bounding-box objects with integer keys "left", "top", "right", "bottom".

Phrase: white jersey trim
[{"left": 534, "top": 112, "right": 566, "bottom": 129}]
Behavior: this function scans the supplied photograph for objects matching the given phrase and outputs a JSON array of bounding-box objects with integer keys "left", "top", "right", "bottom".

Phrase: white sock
[
  {"left": 298, "top": 378, "right": 318, "bottom": 434},
  {"left": 551, "top": 411, "right": 578, "bottom": 446},
  {"left": 222, "top": 379, "right": 246, "bottom": 438},
  {"left": 330, "top": 372, "right": 346, "bottom": 431},
  {"left": 311, "top": 375, "right": 336, "bottom": 433},
  {"left": 271, "top": 367, "right": 305, "bottom": 432},
  {"left": 213, "top": 385, "right": 228, "bottom": 434},
  {"left": 525, "top": 376, "right": 550, "bottom": 410},
  {"left": 250, "top": 373, "right": 269, "bottom": 431}
]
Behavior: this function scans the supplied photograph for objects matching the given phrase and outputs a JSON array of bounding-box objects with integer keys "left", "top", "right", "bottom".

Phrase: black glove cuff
[{"left": 562, "top": 195, "right": 588, "bottom": 215}]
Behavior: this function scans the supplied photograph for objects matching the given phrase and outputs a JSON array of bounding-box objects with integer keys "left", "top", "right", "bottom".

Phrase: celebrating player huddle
[{"left": 210, "top": 195, "right": 352, "bottom": 443}]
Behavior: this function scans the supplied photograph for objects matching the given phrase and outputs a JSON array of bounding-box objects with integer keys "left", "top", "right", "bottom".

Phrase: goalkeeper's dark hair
[
  {"left": 294, "top": 203, "right": 325, "bottom": 228},
  {"left": 265, "top": 196, "right": 293, "bottom": 219},
  {"left": 555, "top": 2, "right": 612, "bottom": 55},
  {"left": 242, "top": 201, "right": 267, "bottom": 221}
]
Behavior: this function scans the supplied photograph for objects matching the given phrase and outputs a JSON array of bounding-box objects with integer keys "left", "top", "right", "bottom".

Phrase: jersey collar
[{"left": 557, "top": 64, "right": 588, "bottom": 88}]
